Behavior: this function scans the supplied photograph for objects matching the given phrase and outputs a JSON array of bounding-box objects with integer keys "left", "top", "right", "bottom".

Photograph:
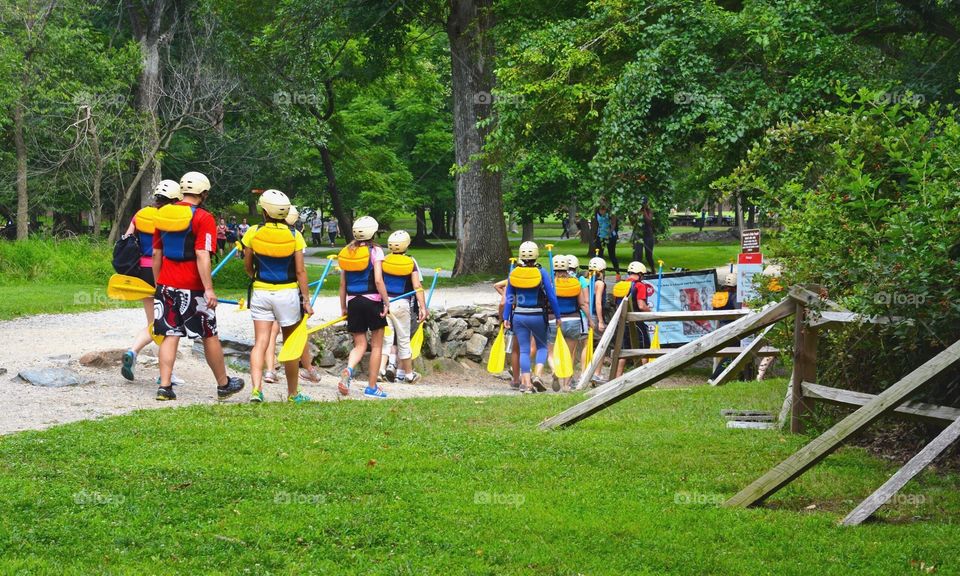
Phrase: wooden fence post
[{"left": 791, "top": 300, "right": 818, "bottom": 433}]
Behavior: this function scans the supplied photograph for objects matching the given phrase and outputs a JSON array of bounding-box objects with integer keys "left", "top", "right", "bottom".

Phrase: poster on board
[{"left": 646, "top": 269, "right": 719, "bottom": 345}]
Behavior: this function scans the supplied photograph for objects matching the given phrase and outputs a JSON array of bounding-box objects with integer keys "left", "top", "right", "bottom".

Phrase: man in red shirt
[{"left": 152, "top": 171, "right": 244, "bottom": 401}]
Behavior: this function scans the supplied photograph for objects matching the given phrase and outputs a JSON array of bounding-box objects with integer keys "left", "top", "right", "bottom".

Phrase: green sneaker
[
  {"left": 250, "top": 389, "right": 264, "bottom": 403},
  {"left": 288, "top": 392, "right": 311, "bottom": 404}
]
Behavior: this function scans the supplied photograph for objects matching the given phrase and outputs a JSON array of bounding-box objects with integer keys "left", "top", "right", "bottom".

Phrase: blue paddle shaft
[
  {"left": 211, "top": 246, "right": 238, "bottom": 277},
  {"left": 310, "top": 258, "right": 335, "bottom": 307}
]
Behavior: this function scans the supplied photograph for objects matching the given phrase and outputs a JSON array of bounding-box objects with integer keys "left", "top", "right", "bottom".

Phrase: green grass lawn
[{"left": 0, "top": 379, "right": 956, "bottom": 574}]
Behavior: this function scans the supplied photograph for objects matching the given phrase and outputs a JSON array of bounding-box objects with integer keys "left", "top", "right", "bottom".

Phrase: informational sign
[
  {"left": 737, "top": 252, "right": 764, "bottom": 306},
  {"left": 741, "top": 229, "right": 761, "bottom": 253},
  {"left": 646, "top": 270, "right": 718, "bottom": 345}
]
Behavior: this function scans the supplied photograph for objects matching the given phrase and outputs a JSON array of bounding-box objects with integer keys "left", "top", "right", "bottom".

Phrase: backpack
[{"left": 112, "top": 234, "right": 142, "bottom": 275}]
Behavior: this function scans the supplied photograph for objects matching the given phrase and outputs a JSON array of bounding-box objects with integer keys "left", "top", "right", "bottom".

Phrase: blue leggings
[{"left": 513, "top": 313, "right": 548, "bottom": 375}]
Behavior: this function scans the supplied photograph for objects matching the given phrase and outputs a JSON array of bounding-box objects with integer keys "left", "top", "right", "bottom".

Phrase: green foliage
[
  {"left": 0, "top": 380, "right": 958, "bottom": 573},
  {"left": 717, "top": 89, "right": 960, "bottom": 400},
  {"left": 0, "top": 238, "right": 115, "bottom": 285}
]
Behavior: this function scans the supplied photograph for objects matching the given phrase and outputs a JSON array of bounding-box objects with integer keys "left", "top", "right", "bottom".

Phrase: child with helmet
[
  {"left": 611, "top": 261, "right": 654, "bottom": 378},
  {"left": 379, "top": 230, "right": 428, "bottom": 384},
  {"left": 241, "top": 191, "right": 313, "bottom": 403},
  {"left": 337, "top": 216, "right": 391, "bottom": 398},
  {"left": 502, "top": 241, "right": 563, "bottom": 393},
  {"left": 548, "top": 254, "right": 591, "bottom": 391},
  {"left": 152, "top": 171, "right": 245, "bottom": 401}
]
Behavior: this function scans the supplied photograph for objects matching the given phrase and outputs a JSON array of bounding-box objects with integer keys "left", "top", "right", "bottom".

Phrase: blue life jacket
[
  {"left": 339, "top": 244, "right": 378, "bottom": 295},
  {"left": 249, "top": 224, "right": 298, "bottom": 284},
  {"left": 133, "top": 206, "right": 158, "bottom": 258},
  {"left": 155, "top": 204, "right": 198, "bottom": 262},
  {"left": 382, "top": 253, "right": 415, "bottom": 296}
]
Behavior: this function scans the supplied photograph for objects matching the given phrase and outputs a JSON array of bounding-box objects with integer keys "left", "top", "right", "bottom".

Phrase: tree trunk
[
  {"left": 566, "top": 200, "right": 578, "bottom": 238},
  {"left": 89, "top": 113, "right": 104, "bottom": 236},
  {"left": 521, "top": 219, "right": 534, "bottom": 241},
  {"left": 14, "top": 99, "right": 29, "bottom": 240},
  {"left": 319, "top": 144, "right": 352, "bottom": 242},
  {"left": 577, "top": 216, "right": 591, "bottom": 244},
  {"left": 446, "top": 0, "right": 509, "bottom": 275},
  {"left": 430, "top": 204, "right": 447, "bottom": 238},
  {"left": 413, "top": 206, "right": 429, "bottom": 246},
  {"left": 136, "top": 34, "right": 162, "bottom": 207},
  {"left": 746, "top": 202, "right": 756, "bottom": 229},
  {"left": 734, "top": 192, "right": 744, "bottom": 230}
]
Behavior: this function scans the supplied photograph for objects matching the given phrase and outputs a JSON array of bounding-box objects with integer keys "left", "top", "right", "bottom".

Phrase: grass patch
[{"left": 0, "top": 379, "right": 956, "bottom": 574}]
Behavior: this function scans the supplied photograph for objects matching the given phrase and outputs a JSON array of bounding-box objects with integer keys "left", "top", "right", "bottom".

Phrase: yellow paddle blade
[
  {"left": 649, "top": 325, "right": 660, "bottom": 363},
  {"left": 585, "top": 328, "right": 594, "bottom": 365},
  {"left": 410, "top": 324, "right": 424, "bottom": 360},
  {"left": 553, "top": 329, "right": 574, "bottom": 378},
  {"left": 486, "top": 323, "right": 506, "bottom": 373},
  {"left": 278, "top": 317, "right": 309, "bottom": 363},
  {"left": 151, "top": 324, "right": 164, "bottom": 346},
  {"left": 107, "top": 274, "right": 155, "bottom": 301}
]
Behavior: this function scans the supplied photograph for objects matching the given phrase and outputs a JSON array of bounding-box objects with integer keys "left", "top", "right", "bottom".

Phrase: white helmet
[
  {"left": 258, "top": 189, "right": 291, "bottom": 220},
  {"left": 518, "top": 241, "right": 539, "bottom": 261},
  {"left": 153, "top": 179, "right": 182, "bottom": 200},
  {"left": 627, "top": 261, "right": 646, "bottom": 275},
  {"left": 588, "top": 257, "right": 607, "bottom": 272},
  {"left": 387, "top": 230, "right": 411, "bottom": 254},
  {"left": 552, "top": 255, "right": 568, "bottom": 271},
  {"left": 566, "top": 255, "right": 580, "bottom": 271},
  {"left": 179, "top": 171, "right": 210, "bottom": 195},
  {"left": 285, "top": 205, "right": 300, "bottom": 226},
  {"left": 723, "top": 273, "right": 737, "bottom": 287},
  {"left": 352, "top": 215, "right": 378, "bottom": 241}
]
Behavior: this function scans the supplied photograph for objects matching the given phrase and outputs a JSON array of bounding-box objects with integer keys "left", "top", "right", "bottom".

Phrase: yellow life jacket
[
  {"left": 382, "top": 253, "right": 414, "bottom": 276},
  {"left": 338, "top": 244, "right": 370, "bottom": 272},
  {"left": 134, "top": 206, "right": 158, "bottom": 235},
  {"left": 154, "top": 204, "right": 194, "bottom": 232},
  {"left": 249, "top": 224, "right": 297, "bottom": 258},
  {"left": 555, "top": 276, "right": 581, "bottom": 298},
  {"left": 509, "top": 266, "right": 542, "bottom": 289},
  {"left": 712, "top": 291, "right": 730, "bottom": 308},
  {"left": 612, "top": 280, "right": 633, "bottom": 299}
]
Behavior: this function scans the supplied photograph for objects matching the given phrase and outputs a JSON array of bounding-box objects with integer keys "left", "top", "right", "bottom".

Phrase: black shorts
[
  {"left": 347, "top": 295, "right": 388, "bottom": 334},
  {"left": 154, "top": 285, "right": 218, "bottom": 339},
  {"left": 623, "top": 321, "right": 652, "bottom": 349},
  {"left": 217, "top": 238, "right": 226, "bottom": 251},
  {"left": 136, "top": 266, "right": 155, "bottom": 287}
]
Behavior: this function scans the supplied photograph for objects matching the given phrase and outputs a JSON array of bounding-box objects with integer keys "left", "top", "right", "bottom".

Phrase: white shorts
[
  {"left": 387, "top": 298, "right": 413, "bottom": 360},
  {"left": 249, "top": 288, "right": 302, "bottom": 327}
]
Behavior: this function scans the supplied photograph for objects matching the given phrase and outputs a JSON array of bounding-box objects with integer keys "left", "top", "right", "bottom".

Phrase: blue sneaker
[
  {"left": 250, "top": 390, "right": 265, "bottom": 403},
  {"left": 363, "top": 386, "right": 388, "bottom": 399},
  {"left": 288, "top": 392, "right": 311, "bottom": 404},
  {"left": 121, "top": 350, "right": 136, "bottom": 381}
]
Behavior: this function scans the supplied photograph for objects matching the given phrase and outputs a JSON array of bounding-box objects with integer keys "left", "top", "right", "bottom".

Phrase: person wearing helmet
[
  {"left": 152, "top": 171, "right": 245, "bottom": 401},
  {"left": 612, "top": 261, "right": 655, "bottom": 378},
  {"left": 587, "top": 256, "right": 609, "bottom": 335},
  {"left": 710, "top": 266, "right": 739, "bottom": 380},
  {"left": 241, "top": 191, "right": 313, "bottom": 403},
  {"left": 119, "top": 179, "right": 186, "bottom": 384},
  {"left": 378, "top": 229, "right": 428, "bottom": 384},
  {"left": 503, "top": 241, "right": 563, "bottom": 393},
  {"left": 337, "top": 215, "right": 391, "bottom": 399},
  {"left": 548, "top": 255, "right": 591, "bottom": 391}
]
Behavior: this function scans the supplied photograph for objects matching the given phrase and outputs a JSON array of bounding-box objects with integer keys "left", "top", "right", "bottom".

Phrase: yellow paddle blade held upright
[
  {"left": 585, "top": 328, "right": 594, "bottom": 365},
  {"left": 486, "top": 323, "right": 506, "bottom": 373},
  {"left": 553, "top": 329, "right": 573, "bottom": 378}
]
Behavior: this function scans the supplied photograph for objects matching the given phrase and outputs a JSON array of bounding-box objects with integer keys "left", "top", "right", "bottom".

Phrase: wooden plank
[
  {"left": 842, "top": 415, "right": 960, "bottom": 525},
  {"left": 807, "top": 310, "right": 904, "bottom": 328},
  {"left": 572, "top": 298, "right": 626, "bottom": 390},
  {"left": 538, "top": 292, "right": 800, "bottom": 430},
  {"left": 724, "top": 339, "right": 960, "bottom": 508},
  {"left": 619, "top": 346, "right": 780, "bottom": 359},
  {"left": 607, "top": 297, "right": 628, "bottom": 380},
  {"left": 802, "top": 382, "right": 960, "bottom": 425},
  {"left": 710, "top": 325, "right": 775, "bottom": 386},
  {"left": 777, "top": 377, "right": 794, "bottom": 429},
  {"left": 727, "top": 421, "right": 777, "bottom": 430},
  {"left": 626, "top": 310, "right": 751, "bottom": 322},
  {"left": 791, "top": 301, "right": 818, "bottom": 433}
]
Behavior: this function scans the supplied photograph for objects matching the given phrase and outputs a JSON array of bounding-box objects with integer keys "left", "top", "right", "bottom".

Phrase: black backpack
[{"left": 112, "top": 234, "right": 142, "bottom": 275}]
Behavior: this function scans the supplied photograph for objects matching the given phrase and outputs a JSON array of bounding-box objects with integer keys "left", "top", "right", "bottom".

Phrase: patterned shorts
[{"left": 154, "top": 285, "right": 218, "bottom": 339}]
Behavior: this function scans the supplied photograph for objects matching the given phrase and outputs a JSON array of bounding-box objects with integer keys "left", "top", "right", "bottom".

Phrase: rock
[
  {"left": 137, "top": 355, "right": 159, "bottom": 367},
  {"left": 428, "top": 357, "right": 464, "bottom": 374},
  {"left": 0, "top": 368, "right": 6, "bottom": 377},
  {"left": 79, "top": 349, "right": 127, "bottom": 368},
  {"left": 468, "top": 318, "right": 481, "bottom": 328},
  {"left": 424, "top": 324, "right": 441, "bottom": 358},
  {"left": 463, "top": 329, "right": 474, "bottom": 340},
  {"left": 446, "top": 305, "right": 477, "bottom": 317},
  {"left": 441, "top": 340, "right": 465, "bottom": 359},
  {"left": 446, "top": 319, "right": 469, "bottom": 341},
  {"left": 47, "top": 354, "right": 72, "bottom": 367},
  {"left": 317, "top": 350, "right": 336, "bottom": 368},
  {"left": 18, "top": 368, "right": 91, "bottom": 388},
  {"left": 465, "top": 333, "right": 489, "bottom": 360},
  {"left": 331, "top": 333, "right": 353, "bottom": 359}
]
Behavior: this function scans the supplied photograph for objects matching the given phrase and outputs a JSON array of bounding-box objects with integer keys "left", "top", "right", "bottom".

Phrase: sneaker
[
  {"left": 551, "top": 375, "right": 561, "bottom": 392},
  {"left": 405, "top": 372, "right": 421, "bottom": 384},
  {"left": 288, "top": 392, "right": 311, "bottom": 404},
  {"left": 300, "top": 368, "right": 320, "bottom": 383},
  {"left": 363, "top": 386, "right": 388, "bottom": 399},
  {"left": 121, "top": 350, "right": 136, "bottom": 381},
  {"left": 250, "top": 389, "right": 264, "bottom": 403},
  {"left": 531, "top": 375, "right": 546, "bottom": 392},
  {"left": 377, "top": 371, "right": 386, "bottom": 383},
  {"left": 384, "top": 363, "right": 397, "bottom": 383},
  {"left": 156, "top": 386, "right": 176, "bottom": 401},
  {"left": 263, "top": 371, "right": 278, "bottom": 384},
  {"left": 156, "top": 374, "right": 187, "bottom": 387},
  {"left": 217, "top": 376, "right": 245, "bottom": 399},
  {"left": 509, "top": 381, "right": 521, "bottom": 390},
  {"left": 338, "top": 368, "right": 352, "bottom": 396}
]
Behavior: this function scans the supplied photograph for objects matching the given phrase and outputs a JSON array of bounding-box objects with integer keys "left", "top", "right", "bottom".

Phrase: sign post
[{"left": 737, "top": 229, "right": 763, "bottom": 306}]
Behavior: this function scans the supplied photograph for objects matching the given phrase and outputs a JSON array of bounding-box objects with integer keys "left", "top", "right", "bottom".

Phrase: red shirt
[
  {"left": 635, "top": 281, "right": 655, "bottom": 307},
  {"left": 153, "top": 202, "right": 217, "bottom": 291}
]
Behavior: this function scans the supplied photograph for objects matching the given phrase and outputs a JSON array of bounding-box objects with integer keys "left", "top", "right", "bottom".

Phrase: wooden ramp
[{"left": 538, "top": 287, "right": 819, "bottom": 430}]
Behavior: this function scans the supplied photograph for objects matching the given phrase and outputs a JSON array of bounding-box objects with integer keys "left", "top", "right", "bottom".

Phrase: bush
[
  {"left": 716, "top": 89, "right": 960, "bottom": 406},
  {"left": 0, "top": 238, "right": 116, "bottom": 285}
]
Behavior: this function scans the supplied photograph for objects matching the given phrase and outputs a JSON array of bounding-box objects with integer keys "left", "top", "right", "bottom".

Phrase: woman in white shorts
[
  {"left": 242, "top": 190, "right": 313, "bottom": 403},
  {"left": 547, "top": 255, "right": 590, "bottom": 391}
]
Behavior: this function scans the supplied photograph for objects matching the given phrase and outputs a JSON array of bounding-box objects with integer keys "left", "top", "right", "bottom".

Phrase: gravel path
[{"left": 0, "top": 284, "right": 510, "bottom": 436}]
